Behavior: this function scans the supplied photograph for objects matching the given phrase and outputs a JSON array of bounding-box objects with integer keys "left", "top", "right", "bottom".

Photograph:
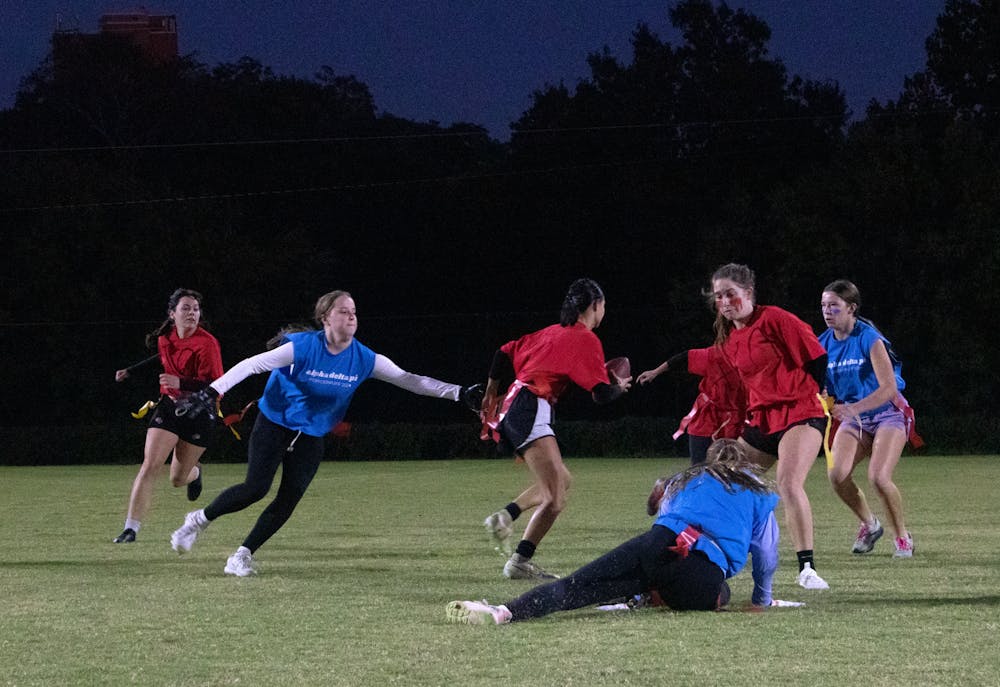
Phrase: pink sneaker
[
  {"left": 851, "top": 517, "right": 883, "bottom": 554},
  {"left": 893, "top": 533, "right": 914, "bottom": 558}
]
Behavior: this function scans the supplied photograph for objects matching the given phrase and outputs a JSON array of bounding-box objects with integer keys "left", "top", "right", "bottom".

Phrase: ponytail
[{"left": 559, "top": 278, "right": 605, "bottom": 327}]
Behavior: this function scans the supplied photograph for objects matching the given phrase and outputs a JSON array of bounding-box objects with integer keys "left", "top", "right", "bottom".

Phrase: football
[{"left": 605, "top": 356, "right": 631, "bottom": 380}]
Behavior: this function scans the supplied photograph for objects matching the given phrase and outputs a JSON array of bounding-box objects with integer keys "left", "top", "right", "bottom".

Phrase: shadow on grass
[{"left": 834, "top": 594, "right": 1000, "bottom": 607}]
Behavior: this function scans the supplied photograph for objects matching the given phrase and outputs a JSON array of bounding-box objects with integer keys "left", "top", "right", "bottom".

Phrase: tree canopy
[{"left": 1, "top": 0, "right": 997, "bottom": 453}]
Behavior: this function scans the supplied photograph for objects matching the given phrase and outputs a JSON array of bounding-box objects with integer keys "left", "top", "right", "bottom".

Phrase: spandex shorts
[
  {"left": 148, "top": 396, "right": 216, "bottom": 448},
  {"left": 741, "top": 416, "right": 826, "bottom": 458}
]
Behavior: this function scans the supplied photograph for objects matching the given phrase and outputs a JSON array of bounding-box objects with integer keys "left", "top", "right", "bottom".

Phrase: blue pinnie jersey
[{"left": 258, "top": 330, "right": 377, "bottom": 436}]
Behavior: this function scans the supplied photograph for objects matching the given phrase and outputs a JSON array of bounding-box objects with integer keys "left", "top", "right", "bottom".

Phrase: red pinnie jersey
[
  {"left": 157, "top": 326, "right": 224, "bottom": 399},
  {"left": 721, "top": 305, "right": 825, "bottom": 434},
  {"left": 500, "top": 322, "right": 609, "bottom": 402},
  {"left": 685, "top": 345, "right": 747, "bottom": 438}
]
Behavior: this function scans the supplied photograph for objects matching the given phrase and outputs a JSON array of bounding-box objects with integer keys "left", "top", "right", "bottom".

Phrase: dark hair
[
  {"left": 822, "top": 279, "right": 861, "bottom": 313},
  {"left": 146, "top": 288, "right": 207, "bottom": 348},
  {"left": 559, "top": 278, "right": 604, "bottom": 327},
  {"left": 266, "top": 290, "right": 353, "bottom": 350},
  {"left": 704, "top": 263, "right": 755, "bottom": 345},
  {"left": 663, "top": 438, "right": 775, "bottom": 499}
]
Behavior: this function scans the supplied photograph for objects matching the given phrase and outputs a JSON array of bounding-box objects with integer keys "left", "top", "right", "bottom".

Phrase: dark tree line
[{"left": 1, "top": 0, "right": 998, "bottom": 461}]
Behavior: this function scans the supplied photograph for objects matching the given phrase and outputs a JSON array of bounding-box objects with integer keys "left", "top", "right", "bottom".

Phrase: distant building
[
  {"left": 53, "top": 9, "right": 178, "bottom": 64},
  {"left": 98, "top": 11, "right": 178, "bottom": 62}
]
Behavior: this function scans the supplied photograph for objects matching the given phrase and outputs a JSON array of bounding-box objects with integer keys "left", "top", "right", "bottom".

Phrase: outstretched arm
[
  {"left": 636, "top": 350, "right": 689, "bottom": 385},
  {"left": 750, "top": 511, "right": 779, "bottom": 606},
  {"left": 210, "top": 343, "right": 295, "bottom": 394},
  {"left": 371, "top": 354, "right": 461, "bottom": 400},
  {"left": 114, "top": 353, "right": 160, "bottom": 382},
  {"left": 175, "top": 343, "right": 293, "bottom": 420}
]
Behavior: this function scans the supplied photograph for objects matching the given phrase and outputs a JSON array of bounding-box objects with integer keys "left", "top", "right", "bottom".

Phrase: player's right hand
[{"left": 174, "top": 387, "right": 219, "bottom": 420}]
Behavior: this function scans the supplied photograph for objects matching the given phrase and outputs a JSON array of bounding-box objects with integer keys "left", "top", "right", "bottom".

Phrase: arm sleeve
[
  {"left": 178, "top": 377, "right": 210, "bottom": 392},
  {"left": 209, "top": 343, "right": 294, "bottom": 394},
  {"left": 489, "top": 348, "right": 514, "bottom": 384},
  {"left": 666, "top": 350, "right": 690, "bottom": 373},
  {"left": 371, "top": 354, "right": 461, "bottom": 400},
  {"left": 591, "top": 382, "right": 624, "bottom": 405},
  {"left": 125, "top": 353, "right": 160, "bottom": 373},
  {"left": 750, "top": 511, "right": 780, "bottom": 606},
  {"left": 805, "top": 353, "right": 828, "bottom": 392}
]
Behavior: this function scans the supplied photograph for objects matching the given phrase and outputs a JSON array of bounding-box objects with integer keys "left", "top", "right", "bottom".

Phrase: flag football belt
[{"left": 667, "top": 525, "right": 702, "bottom": 558}]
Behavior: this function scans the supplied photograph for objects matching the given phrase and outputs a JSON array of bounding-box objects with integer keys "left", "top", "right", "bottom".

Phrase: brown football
[{"left": 605, "top": 356, "right": 631, "bottom": 380}]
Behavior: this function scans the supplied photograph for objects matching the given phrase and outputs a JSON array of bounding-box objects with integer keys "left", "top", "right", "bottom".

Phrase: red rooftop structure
[
  {"left": 53, "top": 9, "right": 178, "bottom": 64},
  {"left": 98, "top": 10, "right": 178, "bottom": 62}
]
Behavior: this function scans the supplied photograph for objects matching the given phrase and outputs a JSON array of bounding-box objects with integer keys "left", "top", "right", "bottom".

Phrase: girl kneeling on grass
[{"left": 447, "top": 439, "right": 803, "bottom": 625}]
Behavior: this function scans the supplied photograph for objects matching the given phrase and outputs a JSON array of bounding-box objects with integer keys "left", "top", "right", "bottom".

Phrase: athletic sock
[
  {"left": 515, "top": 540, "right": 536, "bottom": 559},
  {"left": 505, "top": 502, "right": 522, "bottom": 520},
  {"left": 125, "top": 518, "right": 141, "bottom": 533},
  {"left": 796, "top": 550, "right": 815, "bottom": 572}
]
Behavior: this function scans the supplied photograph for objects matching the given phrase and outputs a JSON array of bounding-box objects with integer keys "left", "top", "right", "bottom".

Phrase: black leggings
[
  {"left": 204, "top": 413, "right": 324, "bottom": 552},
  {"left": 688, "top": 435, "right": 713, "bottom": 465},
  {"left": 505, "top": 525, "right": 725, "bottom": 621}
]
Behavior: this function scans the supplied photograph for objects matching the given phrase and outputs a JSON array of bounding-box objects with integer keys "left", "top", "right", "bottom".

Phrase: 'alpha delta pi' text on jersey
[
  {"left": 819, "top": 319, "right": 905, "bottom": 412},
  {"left": 259, "top": 330, "right": 376, "bottom": 436}
]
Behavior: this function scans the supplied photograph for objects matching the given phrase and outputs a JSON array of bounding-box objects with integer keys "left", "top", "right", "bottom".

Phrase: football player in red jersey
[
  {"left": 708, "top": 264, "right": 831, "bottom": 591},
  {"left": 112, "top": 288, "right": 224, "bottom": 544},
  {"left": 637, "top": 344, "right": 747, "bottom": 465},
  {"left": 479, "top": 278, "right": 631, "bottom": 580}
]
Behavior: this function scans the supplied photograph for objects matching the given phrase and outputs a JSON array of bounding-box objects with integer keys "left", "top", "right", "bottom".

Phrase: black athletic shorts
[
  {"left": 147, "top": 396, "right": 216, "bottom": 448},
  {"left": 741, "top": 416, "right": 826, "bottom": 457}
]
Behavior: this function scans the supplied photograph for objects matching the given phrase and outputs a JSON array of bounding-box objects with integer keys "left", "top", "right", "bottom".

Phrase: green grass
[{"left": 3, "top": 455, "right": 998, "bottom": 686}]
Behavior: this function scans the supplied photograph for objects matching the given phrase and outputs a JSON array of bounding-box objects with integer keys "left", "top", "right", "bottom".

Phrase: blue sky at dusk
[{"left": 1, "top": 1, "right": 944, "bottom": 140}]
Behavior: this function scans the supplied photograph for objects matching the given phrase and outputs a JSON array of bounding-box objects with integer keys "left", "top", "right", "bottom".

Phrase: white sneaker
[
  {"left": 445, "top": 600, "right": 512, "bottom": 625},
  {"left": 170, "top": 509, "right": 208, "bottom": 553},
  {"left": 796, "top": 563, "right": 829, "bottom": 590},
  {"left": 484, "top": 510, "right": 514, "bottom": 555},
  {"left": 503, "top": 553, "right": 559, "bottom": 580},
  {"left": 224, "top": 547, "right": 257, "bottom": 577}
]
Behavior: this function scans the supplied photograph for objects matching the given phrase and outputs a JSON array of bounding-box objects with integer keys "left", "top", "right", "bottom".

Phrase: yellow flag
[
  {"left": 817, "top": 393, "right": 834, "bottom": 470},
  {"left": 130, "top": 400, "right": 157, "bottom": 419}
]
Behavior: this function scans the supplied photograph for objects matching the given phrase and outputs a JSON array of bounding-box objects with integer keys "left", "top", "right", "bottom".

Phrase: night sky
[{"left": 2, "top": 1, "right": 945, "bottom": 139}]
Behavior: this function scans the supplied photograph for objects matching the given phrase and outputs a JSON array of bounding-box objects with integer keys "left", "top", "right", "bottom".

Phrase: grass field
[{"left": 3, "top": 454, "right": 998, "bottom": 686}]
